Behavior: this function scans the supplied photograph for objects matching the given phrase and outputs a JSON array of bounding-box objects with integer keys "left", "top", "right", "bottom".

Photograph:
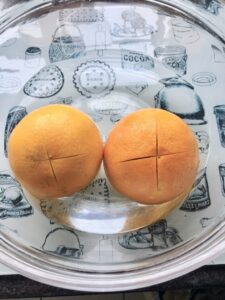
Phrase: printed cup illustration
[
  {"left": 42, "top": 227, "right": 83, "bottom": 258},
  {"left": 118, "top": 219, "right": 182, "bottom": 250},
  {"left": 99, "top": 235, "right": 113, "bottom": 262},
  {"left": 193, "top": 131, "right": 209, "bottom": 154},
  {"left": 200, "top": 217, "right": 212, "bottom": 228},
  {"left": 49, "top": 24, "right": 85, "bottom": 63},
  {"left": 154, "top": 45, "right": 187, "bottom": 75},
  {"left": 4, "top": 106, "right": 28, "bottom": 157},
  {"left": 219, "top": 164, "right": 225, "bottom": 196},
  {"left": 155, "top": 77, "right": 207, "bottom": 125},
  {"left": 171, "top": 18, "right": 200, "bottom": 44},
  {"left": 0, "top": 172, "right": 33, "bottom": 219},
  {"left": 25, "top": 46, "right": 41, "bottom": 68},
  {"left": 180, "top": 168, "right": 210, "bottom": 211},
  {"left": 214, "top": 105, "right": 225, "bottom": 147}
]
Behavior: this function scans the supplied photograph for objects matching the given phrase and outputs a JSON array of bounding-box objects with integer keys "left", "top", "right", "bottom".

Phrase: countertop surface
[
  {"left": 0, "top": 265, "right": 224, "bottom": 298},
  {"left": 0, "top": 252, "right": 225, "bottom": 297}
]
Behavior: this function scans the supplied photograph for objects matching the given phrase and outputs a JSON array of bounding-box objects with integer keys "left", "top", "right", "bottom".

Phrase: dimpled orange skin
[
  {"left": 103, "top": 108, "right": 199, "bottom": 205},
  {"left": 8, "top": 104, "right": 103, "bottom": 199}
]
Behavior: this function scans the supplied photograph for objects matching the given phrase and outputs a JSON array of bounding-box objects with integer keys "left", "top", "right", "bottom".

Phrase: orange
[
  {"left": 103, "top": 108, "right": 199, "bottom": 205},
  {"left": 8, "top": 104, "right": 103, "bottom": 199}
]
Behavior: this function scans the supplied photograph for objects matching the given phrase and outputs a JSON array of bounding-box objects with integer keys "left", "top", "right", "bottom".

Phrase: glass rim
[{"left": 0, "top": 0, "right": 225, "bottom": 292}]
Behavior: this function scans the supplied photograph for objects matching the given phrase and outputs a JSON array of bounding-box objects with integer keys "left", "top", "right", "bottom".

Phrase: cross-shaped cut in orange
[{"left": 104, "top": 108, "right": 199, "bottom": 205}]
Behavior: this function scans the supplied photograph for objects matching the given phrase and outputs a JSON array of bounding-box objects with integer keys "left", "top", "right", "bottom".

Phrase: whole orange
[
  {"left": 103, "top": 108, "right": 199, "bottom": 205},
  {"left": 8, "top": 104, "right": 103, "bottom": 199}
]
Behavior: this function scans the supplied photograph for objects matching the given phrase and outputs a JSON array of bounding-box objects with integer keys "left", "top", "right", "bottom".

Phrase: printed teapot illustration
[
  {"left": 154, "top": 77, "right": 207, "bottom": 125},
  {"left": 49, "top": 23, "right": 85, "bottom": 63}
]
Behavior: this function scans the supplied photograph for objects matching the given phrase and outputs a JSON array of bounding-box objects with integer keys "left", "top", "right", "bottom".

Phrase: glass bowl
[{"left": 0, "top": 0, "right": 225, "bottom": 292}]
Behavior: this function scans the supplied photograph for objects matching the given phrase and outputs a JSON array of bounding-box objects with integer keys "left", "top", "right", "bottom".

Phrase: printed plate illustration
[
  {"left": 23, "top": 65, "right": 64, "bottom": 98},
  {"left": 0, "top": 75, "right": 21, "bottom": 93},
  {"left": 73, "top": 60, "right": 116, "bottom": 98},
  {"left": 111, "top": 7, "right": 155, "bottom": 42},
  {"left": 0, "top": 172, "right": 33, "bottom": 219},
  {"left": 180, "top": 168, "right": 210, "bottom": 211},
  {"left": 192, "top": 72, "right": 217, "bottom": 86},
  {"left": 118, "top": 219, "right": 182, "bottom": 250},
  {"left": 80, "top": 178, "right": 110, "bottom": 202}
]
